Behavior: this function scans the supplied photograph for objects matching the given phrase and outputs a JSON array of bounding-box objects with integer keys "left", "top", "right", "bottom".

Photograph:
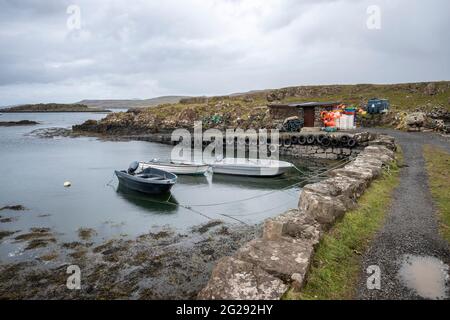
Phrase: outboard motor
[{"left": 127, "top": 161, "right": 139, "bottom": 175}]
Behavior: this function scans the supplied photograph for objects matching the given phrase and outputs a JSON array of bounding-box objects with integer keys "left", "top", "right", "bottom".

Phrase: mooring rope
[
  {"left": 106, "top": 156, "right": 353, "bottom": 224},
  {"left": 182, "top": 157, "right": 353, "bottom": 208}
]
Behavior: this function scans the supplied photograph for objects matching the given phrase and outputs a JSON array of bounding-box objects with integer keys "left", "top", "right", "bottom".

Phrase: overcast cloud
[{"left": 0, "top": 0, "right": 449, "bottom": 105}]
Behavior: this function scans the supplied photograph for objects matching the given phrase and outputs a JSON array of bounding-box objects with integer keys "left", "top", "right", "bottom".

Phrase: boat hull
[
  {"left": 211, "top": 159, "right": 293, "bottom": 177},
  {"left": 115, "top": 170, "right": 176, "bottom": 195},
  {"left": 139, "top": 162, "right": 209, "bottom": 175}
]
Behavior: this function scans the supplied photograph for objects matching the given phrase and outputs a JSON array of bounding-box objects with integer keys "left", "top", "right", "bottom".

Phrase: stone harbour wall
[
  {"left": 281, "top": 145, "right": 358, "bottom": 160},
  {"left": 197, "top": 134, "right": 396, "bottom": 300},
  {"left": 279, "top": 131, "right": 377, "bottom": 160}
]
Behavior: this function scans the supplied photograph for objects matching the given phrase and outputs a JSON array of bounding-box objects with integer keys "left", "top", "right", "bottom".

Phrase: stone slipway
[{"left": 198, "top": 134, "right": 397, "bottom": 299}]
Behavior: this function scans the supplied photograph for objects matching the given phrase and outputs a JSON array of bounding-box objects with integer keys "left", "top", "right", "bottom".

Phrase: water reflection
[{"left": 116, "top": 184, "right": 179, "bottom": 214}]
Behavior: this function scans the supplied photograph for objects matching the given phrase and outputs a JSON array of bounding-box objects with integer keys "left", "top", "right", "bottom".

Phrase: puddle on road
[{"left": 398, "top": 254, "right": 449, "bottom": 300}]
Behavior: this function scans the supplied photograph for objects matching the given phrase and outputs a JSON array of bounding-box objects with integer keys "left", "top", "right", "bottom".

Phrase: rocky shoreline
[{"left": 0, "top": 216, "right": 260, "bottom": 299}]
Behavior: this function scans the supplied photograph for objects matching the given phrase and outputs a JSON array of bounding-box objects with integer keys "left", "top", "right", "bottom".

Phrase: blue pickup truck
[{"left": 366, "top": 98, "right": 390, "bottom": 114}]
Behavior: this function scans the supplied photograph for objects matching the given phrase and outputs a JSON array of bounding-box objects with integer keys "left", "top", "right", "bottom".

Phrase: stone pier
[{"left": 198, "top": 134, "right": 396, "bottom": 300}]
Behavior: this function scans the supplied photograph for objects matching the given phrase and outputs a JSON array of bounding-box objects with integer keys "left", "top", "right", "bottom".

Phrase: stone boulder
[
  {"left": 298, "top": 190, "right": 347, "bottom": 227},
  {"left": 362, "top": 145, "right": 395, "bottom": 158},
  {"left": 406, "top": 112, "right": 426, "bottom": 127},
  {"left": 263, "top": 209, "right": 321, "bottom": 243},
  {"left": 351, "top": 159, "right": 383, "bottom": 178},
  {"left": 424, "top": 82, "right": 437, "bottom": 95},
  {"left": 322, "top": 175, "right": 368, "bottom": 200},
  {"left": 197, "top": 256, "right": 287, "bottom": 300},
  {"left": 235, "top": 237, "right": 315, "bottom": 285},
  {"left": 368, "top": 134, "right": 396, "bottom": 151},
  {"left": 329, "top": 166, "right": 375, "bottom": 182},
  {"left": 359, "top": 145, "right": 394, "bottom": 164}
]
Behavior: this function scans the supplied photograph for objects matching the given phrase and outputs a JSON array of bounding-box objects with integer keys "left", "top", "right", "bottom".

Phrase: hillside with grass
[
  {"left": 73, "top": 81, "right": 450, "bottom": 135},
  {"left": 78, "top": 96, "right": 190, "bottom": 109}
]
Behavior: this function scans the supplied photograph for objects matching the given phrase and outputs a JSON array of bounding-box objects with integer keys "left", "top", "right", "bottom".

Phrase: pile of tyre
[{"left": 282, "top": 134, "right": 357, "bottom": 148}]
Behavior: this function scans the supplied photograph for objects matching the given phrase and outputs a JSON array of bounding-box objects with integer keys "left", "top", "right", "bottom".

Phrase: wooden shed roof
[{"left": 268, "top": 101, "right": 341, "bottom": 108}]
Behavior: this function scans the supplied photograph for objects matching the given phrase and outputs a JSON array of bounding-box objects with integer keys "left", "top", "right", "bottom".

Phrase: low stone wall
[
  {"left": 279, "top": 131, "right": 377, "bottom": 160},
  {"left": 281, "top": 145, "right": 358, "bottom": 160},
  {"left": 197, "top": 134, "right": 396, "bottom": 300}
]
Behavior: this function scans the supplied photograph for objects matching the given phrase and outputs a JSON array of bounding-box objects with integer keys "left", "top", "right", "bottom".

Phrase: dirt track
[{"left": 357, "top": 129, "right": 450, "bottom": 300}]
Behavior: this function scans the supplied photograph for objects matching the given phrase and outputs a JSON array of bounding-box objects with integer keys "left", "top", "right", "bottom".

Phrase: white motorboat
[
  {"left": 139, "top": 159, "right": 210, "bottom": 175},
  {"left": 211, "top": 158, "right": 294, "bottom": 177}
]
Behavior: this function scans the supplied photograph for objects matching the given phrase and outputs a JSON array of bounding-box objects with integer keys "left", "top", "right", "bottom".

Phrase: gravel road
[{"left": 357, "top": 129, "right": 450, "bottom": 300}]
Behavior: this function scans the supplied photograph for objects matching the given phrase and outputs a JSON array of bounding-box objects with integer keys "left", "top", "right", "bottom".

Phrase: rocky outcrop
[
  {"left": 27, "top": 127, "right": 72, "bottom": 138},
  {"left": 198, "top": 134, "right": 396, "bottom": 300},
  {"left": 1, "top": 103, "right": 109, "bottom": 113},
  {"left": 73, "top": 103, "right": 274, "bottom": 135},
  {"left": 0, "top": 120, "right": 39, "bottom": 126},
  {"left": 405, "top": 112, "right": 427, "bottom": 132},
  {"left": 424, "top": 82, "right": 437, "bottom": 96}
]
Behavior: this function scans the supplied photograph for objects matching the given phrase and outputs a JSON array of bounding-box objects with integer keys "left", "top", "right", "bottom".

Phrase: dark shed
[{"left": 268, "top": 101, "right": 341, "bottom": 127}]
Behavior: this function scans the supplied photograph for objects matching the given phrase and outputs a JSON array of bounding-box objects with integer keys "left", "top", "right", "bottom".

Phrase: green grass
[
  {"left": 284, "top": 149, "right": 402, "bottom": 300},
  {"left": 424, "top": 145, "right": 450, "bottom": 243},
  {"left": 280, "top": 82, "right": 450, "bottom": 112}
]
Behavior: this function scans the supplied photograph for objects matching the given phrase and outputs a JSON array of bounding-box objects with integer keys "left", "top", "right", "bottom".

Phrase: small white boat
[
  {"left": 211, "top": 158, "right": 294, "bottom": 177},
  {"left": 139, "top": 159, "right": 210, "bottom": 175}
]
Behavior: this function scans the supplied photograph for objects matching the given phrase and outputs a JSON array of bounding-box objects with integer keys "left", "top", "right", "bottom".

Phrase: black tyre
[
  {"left": 321, "top": 136, "right": 331, "bottom": 147},
  {"left": 316, "top": 134, "right": 326, "bottom": 144},
  {"left": 347, "top": 138, "right": 357, "bottom": 148},
  {"left": 306, "top": 135, "right": 315, "bottom": 144},
  {"left": 340, "top": 135, "right": 350, "bottom": 145},
  {"left": 283, "top": 138, "right": 291, "bottom": 147},
  {"left": 291, "top": 135, "right": 299, "bottom": 145},
  {"left": 298, "top": 135, "right": 307, "bottom": 145},
  {"left": 331, "top": 137, "right": 339, "bottom": 147}
]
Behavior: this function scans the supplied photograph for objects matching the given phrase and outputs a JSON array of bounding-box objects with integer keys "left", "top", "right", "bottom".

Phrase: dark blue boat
[{"left": 115, "top": 162, "right": 177, "bottom": 195}]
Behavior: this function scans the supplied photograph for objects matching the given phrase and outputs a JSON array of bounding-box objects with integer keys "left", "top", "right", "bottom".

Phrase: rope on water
[
  {"left": 182, "top": 157, "right": 353, "bottom": 208},
  {"left": 222, "top": 201, "right": 294, "bottom": 218},
  {"left": 217, "top": 213, "right": 249, "bottom": 225},
  {"left": 292, "top": 163, "right": 308, "bottom": 175},
  {"left": 105, "top": 156, "right": 353, "bottom": 224}
]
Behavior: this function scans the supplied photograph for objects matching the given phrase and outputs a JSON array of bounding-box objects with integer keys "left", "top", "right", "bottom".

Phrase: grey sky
[{"left": 0, "top": 0, "right": 449, "bottom": 105}]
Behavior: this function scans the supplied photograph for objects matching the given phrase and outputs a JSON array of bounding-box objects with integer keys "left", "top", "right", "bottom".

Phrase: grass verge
[
  {"left": 423, "top": 145, "right": 450, "bottom": 243},
  {"left": 284, "top": 148, "right": 402, "bottom": 300}
]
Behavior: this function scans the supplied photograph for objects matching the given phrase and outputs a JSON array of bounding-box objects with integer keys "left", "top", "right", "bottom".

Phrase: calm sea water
[{"left": 0, "top": 112, "right": 328, "bottom": 261}]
